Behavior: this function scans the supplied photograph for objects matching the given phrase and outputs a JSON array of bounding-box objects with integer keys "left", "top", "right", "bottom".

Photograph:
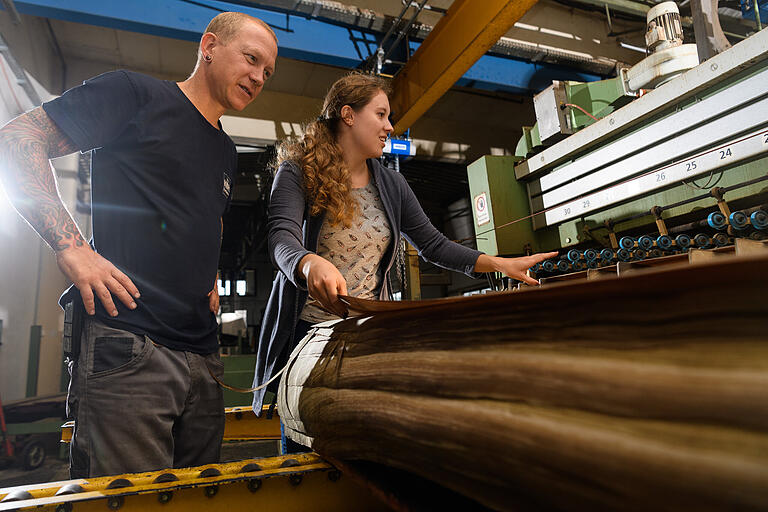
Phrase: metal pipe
[
  {"left": 754, "top": 0, "right": 763, "bottom": 31},
  {"left": 381, "top": 0, "right": 429, "bottom": 64},
  {"left": 378, "top": 1, "right": 413, "bottom": 56},
  {"left": 0, "top": 0, "right": 22, "bottom": 25}
]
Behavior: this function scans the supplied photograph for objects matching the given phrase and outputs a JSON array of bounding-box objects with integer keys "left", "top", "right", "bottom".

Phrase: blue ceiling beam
[
  {"left": 460, "top": 53, "right": 602, "bottom": 95},
  {"left": 4, "top": 0, "right": 602, "bottom": 94}
]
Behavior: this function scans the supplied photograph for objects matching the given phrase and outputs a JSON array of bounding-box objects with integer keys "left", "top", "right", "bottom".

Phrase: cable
[
  {"left": 564, "top": 103, "right": 599, "bottom": 122},
  {"left": 683, "top": 169, "right": 715, "bottom": 190},
  {"left": 206, "top": 330, "right": 316, "bottom": 393}
]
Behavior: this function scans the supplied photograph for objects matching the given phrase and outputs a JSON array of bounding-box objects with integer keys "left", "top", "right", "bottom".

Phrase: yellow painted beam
[
  {"left": 0, "top": 453, "right": 390, "bottom": 511},
  {"left": 60, "top": 406, "right": 281, "bottom": 444},
  {"left": 402, "top": 242, "right": 421, "bottom": 300},
  {"left": 391, "top": 0, "right": 538, "bottom": 134}
]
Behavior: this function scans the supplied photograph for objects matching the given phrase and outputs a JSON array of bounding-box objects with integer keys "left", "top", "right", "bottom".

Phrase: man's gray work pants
[{"left": 66, "top": 317, "right": 224, "bottom": 478}]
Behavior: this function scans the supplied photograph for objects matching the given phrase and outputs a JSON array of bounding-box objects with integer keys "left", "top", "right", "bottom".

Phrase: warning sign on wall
[{"left": 474, "top": 192, "right": 490, "bottom": 226}]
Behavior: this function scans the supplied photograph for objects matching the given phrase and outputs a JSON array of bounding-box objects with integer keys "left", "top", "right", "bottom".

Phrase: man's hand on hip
[
  {"left": 208, "top": 284, "right": 220, "bottom": 314},
  {"left": 55, "top": 245, "right": 140, "bottom": 316}
]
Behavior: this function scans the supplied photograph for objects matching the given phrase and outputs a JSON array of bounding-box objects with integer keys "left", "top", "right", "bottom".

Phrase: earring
[{"left": 204, "top": 54, "right": 212, "bottom": 62}]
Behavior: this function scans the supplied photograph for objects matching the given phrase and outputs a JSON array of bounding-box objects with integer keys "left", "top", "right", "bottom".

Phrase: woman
[{"left": 251, "top": 73, "right": 557, "bottom": 413}]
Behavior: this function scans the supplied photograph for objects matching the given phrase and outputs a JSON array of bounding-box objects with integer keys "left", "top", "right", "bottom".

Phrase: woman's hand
[
  {"left": 475, "top": 252, "right": 559, "bottom": 286},
  {"left": 299, "top": 254, "right": 349, "bottom": 317}
]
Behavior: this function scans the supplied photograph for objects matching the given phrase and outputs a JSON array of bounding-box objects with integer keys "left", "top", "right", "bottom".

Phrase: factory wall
[{"left": 0, "top": 35, "right": 81, "bottom": 401}]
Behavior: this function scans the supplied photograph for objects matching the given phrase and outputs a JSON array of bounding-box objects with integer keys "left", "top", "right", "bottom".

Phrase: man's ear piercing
[{"left": 204, "top": 54, "right": 212, "bottom": 62}]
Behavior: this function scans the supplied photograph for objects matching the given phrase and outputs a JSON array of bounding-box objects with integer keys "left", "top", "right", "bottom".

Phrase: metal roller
[
  {"left": 567, "top": 249, "right": 582, "bottom": 262},
  {"left": 693, "top": 233, "right": 711, "bottom": 248},
  {"left": 656, "top": 235, "right": 673, "bottom": 251},
  {"left": 750, "top": 210, "right": 768, "bottom": 230},
  {"left": 600, "top": 248, "right": 614, "bottom": 262},
  {"left": 584, "top": 248, "right": 599, "bottom": 261},
  {"left": 729, "top": 211, "right": 749, "bottom": 230},
  {"left": 617, "top": 248, "right": 632, "bottom": 262},
  {"left": 707, "top": 212, "right": 727, "bottom": 230},
  {"left": 637, "top": 235, "right": 655, "bottom": 251},
  {"left": 675, "top": 234, "right": 691, "bottom": 250},
  {"left": 713, "top": 232, "right": 730, "bottom": 246},
  {"left": 619, "top": 237, "right": 635, "bottom": 250}
]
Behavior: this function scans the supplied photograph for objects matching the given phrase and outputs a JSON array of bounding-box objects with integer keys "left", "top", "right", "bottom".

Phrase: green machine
[{"left": 468, "top": 9, "right": 768, "bottom": 265}]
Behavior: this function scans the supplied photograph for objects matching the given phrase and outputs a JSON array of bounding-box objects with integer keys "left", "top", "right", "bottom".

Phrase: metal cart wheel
[{"left": 20, "top": 439, "right": 46, "bottom": 470}]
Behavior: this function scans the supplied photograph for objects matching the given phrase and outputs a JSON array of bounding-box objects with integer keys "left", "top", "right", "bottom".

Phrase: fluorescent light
[
  {"left": 235, "top": 145, "right": 267, "bottom": 153},
  {"left": 513, "top": 22, "right": 539, "bottom": 31},
  {"left": 540, "top": 27, "right": 575, "bottom": 39},
  {"left": 620, "top": 41, "right": 646, "bottom": 53}
]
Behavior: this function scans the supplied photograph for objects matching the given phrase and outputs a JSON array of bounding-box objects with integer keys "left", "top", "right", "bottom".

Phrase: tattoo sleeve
[{"left": 0, "top": 107, "right": 84, "bottom": 252}]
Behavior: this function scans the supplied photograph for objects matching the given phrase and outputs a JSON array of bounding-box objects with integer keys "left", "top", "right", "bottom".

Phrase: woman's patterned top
[{"left": 300, "top": 180, "right": 392, "bottom": 323}]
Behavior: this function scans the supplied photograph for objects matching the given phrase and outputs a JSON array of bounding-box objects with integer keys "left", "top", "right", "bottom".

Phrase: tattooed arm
[{"left": 0, "top": 107, "right": 139, "bottom": 316}]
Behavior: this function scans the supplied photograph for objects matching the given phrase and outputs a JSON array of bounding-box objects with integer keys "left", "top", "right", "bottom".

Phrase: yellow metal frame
[
  {"left": 60, "top": 406, "right": 281, "bottom": 444},
  {"left": 390, "top": 0, "right": 539, "bottom": 133},
  {"left": 0, "top": 453, "right": 390, "bottom": 511}
]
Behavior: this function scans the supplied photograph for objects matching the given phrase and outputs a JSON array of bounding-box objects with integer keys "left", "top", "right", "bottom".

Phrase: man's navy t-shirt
[{"left": 43, "top": 70, "right": 236, "bottom": 354}]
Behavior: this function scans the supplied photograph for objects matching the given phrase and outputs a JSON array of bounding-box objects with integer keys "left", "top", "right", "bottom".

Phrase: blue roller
[
  {"left": 556, "top": 259, "right": 570, "bottom": 273},
  {"left": 637, "top": 235, "right": 654, "bottom": 251},
  {"left": 750, "top": 210, "right": 768, "bottom": 230},
  {"left": 729, "top": 211, "right": 749, "bottom": 230},
  {"left": 567, "top": 249, "right": 582, "bottom": 262},
  {"left": 542, "top": 260, "right": 555, "bottom": 273},
  {"left": 587, "top": 260, "right": 599, "bottom": 269},
  {"left": 713, "top": 233, "right": 729, "bottom": 246},
  {"left": 707, "top": 212, "right": 727, "bottom": 230},
  {"left": 675, "top": 234, "right": 691, "bottom": 250},
  {"left": 572, "top": 260, "right": 585, "bottom": 271},
  {"left": 649, "top": 248, "right": 663, "bottom": 258},
  {"left": 633, "top": 248, "right": 646, "bottom": 260},
  {"left": 583, "top": 248, "right": 598, "bottom": 261},
  {"left": 694, "top": 233, "right": 711, "bottom": 248},
  {"left": 617, "top": 248, "right": 632, "bottom": 262},
  {"left": 600, "top": 248, "right": 614, "bottom": 262},
  {"left": 656, "top": 235, "right": 672, "bottom": 251},
  {"left": 618, "top": 236, "right": 635, "bottom": 250}
]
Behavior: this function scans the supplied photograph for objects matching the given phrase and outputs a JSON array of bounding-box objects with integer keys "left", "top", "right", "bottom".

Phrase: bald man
[{"left": 0, "top": 12, "right": 277, "bottom": 477}]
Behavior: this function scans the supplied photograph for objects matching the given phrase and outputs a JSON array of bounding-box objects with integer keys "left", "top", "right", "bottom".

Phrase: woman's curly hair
[{"left": 276, "top": 72, "right": 391, "bottom": 227}]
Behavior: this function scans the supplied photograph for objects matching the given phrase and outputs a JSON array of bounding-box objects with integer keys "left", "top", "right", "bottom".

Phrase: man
[{"left": 0, "top": 12, "right": 277, "bottom": 477}]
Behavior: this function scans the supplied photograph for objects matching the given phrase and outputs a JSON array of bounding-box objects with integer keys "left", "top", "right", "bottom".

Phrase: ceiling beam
[
  {"left": 2, "top": 0, "right": 600, "bottom": 100},
  {"left": 390, "top": 0, "right": 539, "bottom": 134}
]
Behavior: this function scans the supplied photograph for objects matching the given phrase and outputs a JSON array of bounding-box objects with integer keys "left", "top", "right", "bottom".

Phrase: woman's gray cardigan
[{"left": 251, "top": 158, "right": 483, "bottom": 412}]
